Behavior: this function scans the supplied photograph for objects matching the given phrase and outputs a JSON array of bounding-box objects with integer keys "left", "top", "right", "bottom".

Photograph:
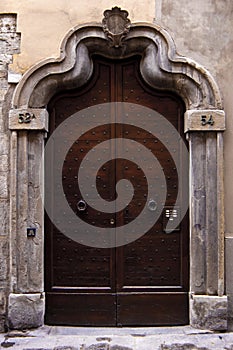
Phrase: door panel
[
  {"left": 45, "top": 55, "right": 189, "bottom": 326},
  {"left": 46, "top": 293, "right": 116, "bottom": 326},
  {"left": 117, "top": 293, "right": 188, "bottom": 326}
]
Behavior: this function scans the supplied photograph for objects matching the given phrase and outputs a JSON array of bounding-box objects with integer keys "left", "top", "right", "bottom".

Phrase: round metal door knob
[
  {"left": 110, "top": 218, "right": 115, "bottom": 225},
  {"left": 148, "top": 199, "right": 157, "bottom": 211},
  {"left": 77, "top": 199, "right": 87, "bottom": 211}
]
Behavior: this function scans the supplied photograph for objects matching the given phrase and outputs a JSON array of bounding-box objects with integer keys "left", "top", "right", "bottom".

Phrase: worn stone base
[
  {"left": 190, "top": 295, "right": 228, "bottom": 331},
  {"left": 0, "top": 316, "right": 6, "bottom": 333},
  {"left": 7, "top": 293, "right": 45, "bottom": 329}
]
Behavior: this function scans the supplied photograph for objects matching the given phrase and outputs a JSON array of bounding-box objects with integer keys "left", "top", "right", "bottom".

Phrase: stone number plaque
[{"left": 184, "top": 110, "right": 225, "bottom": 132}]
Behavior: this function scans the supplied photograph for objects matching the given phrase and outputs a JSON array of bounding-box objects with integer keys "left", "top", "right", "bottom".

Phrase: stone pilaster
[
  {"left": 0, "top": 14, "right": 21, "bottom": 332},
  {"left": 187, "top": 110, "right": 226, "bottom": 330}
]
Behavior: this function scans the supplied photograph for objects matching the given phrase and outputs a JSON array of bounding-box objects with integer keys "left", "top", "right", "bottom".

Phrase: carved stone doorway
[{"left": 8, "top": 7, "right": 227, "bottom": 330}]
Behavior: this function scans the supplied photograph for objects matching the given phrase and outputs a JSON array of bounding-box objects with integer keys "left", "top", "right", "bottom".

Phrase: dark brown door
[{"left": 45, "top": 56, "right": 189, "bottom": 326}]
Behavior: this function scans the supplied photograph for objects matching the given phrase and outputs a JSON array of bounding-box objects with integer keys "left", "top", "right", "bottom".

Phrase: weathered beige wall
[{"left": 0, "top": 0, "right": 155, "bottom": 73}]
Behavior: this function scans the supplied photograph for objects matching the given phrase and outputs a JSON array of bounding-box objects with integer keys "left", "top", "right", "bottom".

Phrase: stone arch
[
  {"left": 7, "top": 9, "right": 227, "bottom": 331},
  {"left": 12, "top": 23, "right": 222, "bottom": 110}
]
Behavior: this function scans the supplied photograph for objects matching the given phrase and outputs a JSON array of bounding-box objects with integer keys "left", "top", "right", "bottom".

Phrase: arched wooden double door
[{"left": 45, "top": 55, "right": 189, "bottom": 326}]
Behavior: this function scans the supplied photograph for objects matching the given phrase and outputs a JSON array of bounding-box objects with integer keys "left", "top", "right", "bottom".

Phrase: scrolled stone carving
[
  {"left": 102, "top": 7, "right": 131, "bottom": 48},
  {"left": 12, "top": 13, "right": 223, "bottom": 110}
]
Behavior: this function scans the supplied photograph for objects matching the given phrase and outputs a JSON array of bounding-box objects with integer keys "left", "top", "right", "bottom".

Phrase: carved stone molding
[
  {"left": 12, "top": 22, "right": 223, "bottom": 111},
  {"left": 102, "top": 7, "right": 131, "bottom": 48}
]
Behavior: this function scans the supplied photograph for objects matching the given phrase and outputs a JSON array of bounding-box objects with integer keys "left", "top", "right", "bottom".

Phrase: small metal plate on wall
[
  {"left": 27, "top": 227, "right": 36, "bottom": 237},
  {"left": 163, "top": 206, "right": 180, "bottom": 233}
]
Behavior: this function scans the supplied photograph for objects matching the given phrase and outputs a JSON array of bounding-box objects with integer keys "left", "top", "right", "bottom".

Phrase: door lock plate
[{"left": 163, "top": 206, "right": 180, "bottom": 233}]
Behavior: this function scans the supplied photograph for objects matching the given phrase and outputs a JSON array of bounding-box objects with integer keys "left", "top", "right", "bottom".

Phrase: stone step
[{"left": 0, "top": 326, "right": 233, "bottom": 350}]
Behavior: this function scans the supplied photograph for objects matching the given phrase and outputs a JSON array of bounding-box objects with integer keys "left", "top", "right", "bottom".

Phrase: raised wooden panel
[{"left": 117, "top": 293, "right": 189, "bottom": 326}]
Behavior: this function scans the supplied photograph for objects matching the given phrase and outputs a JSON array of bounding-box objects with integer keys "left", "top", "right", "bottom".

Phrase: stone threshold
[
  {"left": 1, "top": 326, "right": 233, "bottom": 350},
  {"left": 9, "top": 325, "right": 214, "bottom": 336}
]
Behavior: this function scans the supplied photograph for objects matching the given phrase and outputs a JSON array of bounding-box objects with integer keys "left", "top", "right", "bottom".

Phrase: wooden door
[{"left": 45, "top": 56, "right": 189, "bottom": 326}]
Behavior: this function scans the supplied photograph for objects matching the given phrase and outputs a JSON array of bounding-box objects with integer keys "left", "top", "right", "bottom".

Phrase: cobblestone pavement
[{"left": 1, "top": 326, "right": 233, "bottom": 350}]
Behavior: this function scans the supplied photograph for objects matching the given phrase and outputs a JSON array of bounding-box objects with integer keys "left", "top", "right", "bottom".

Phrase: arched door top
[{"left": 12, "top": 11, "right": 222, "bottom": 111}]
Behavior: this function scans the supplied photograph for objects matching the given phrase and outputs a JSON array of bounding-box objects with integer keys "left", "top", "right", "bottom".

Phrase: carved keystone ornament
[{"left": 102, "top": 7, "right": 131, "bottom": 48}]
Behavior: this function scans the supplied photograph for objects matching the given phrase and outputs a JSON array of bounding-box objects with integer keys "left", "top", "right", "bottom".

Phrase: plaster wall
[{"left": 0, "top": 0, "right": 155, "bottom": 73}]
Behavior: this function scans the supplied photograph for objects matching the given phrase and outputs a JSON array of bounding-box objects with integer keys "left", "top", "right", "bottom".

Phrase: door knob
[
  {"left": 77, "top": 199, "right": 87, "bottom": 211},
  {"left": 110, "top": 218, "right": 115, "bottom": 225},
  {"left": 148, "top": 199, "right": 157, "bottom": 211}
]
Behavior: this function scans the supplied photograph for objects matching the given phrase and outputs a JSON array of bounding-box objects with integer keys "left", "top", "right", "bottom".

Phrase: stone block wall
[{"left": 0, "top": 14, "right": 20, "bottom": 332}]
